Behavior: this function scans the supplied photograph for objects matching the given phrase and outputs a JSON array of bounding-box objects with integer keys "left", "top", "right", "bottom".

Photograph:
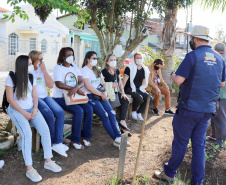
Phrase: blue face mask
[{"left": 222, "top": 55, "right": 226, "bottom": 61}]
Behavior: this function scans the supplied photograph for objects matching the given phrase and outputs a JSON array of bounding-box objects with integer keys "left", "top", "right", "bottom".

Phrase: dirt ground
[{"left": 0, "top": 97, "right": 226, "bottom": 185}]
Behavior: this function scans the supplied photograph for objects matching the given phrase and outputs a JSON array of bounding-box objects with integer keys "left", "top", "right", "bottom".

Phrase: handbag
[
  {"left": 93, "top": 84, "right": 104, "bottom": 101},
  {"left": 109, "top": 93, "right": 121, "bottom": 109},
  {"left": 63, "top": 72, "right": 89, "bottom": 106}
]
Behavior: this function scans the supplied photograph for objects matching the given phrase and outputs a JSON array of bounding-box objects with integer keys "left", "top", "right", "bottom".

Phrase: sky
[{"left": 1, "top": 0, "right": 226, "bottom": 38}]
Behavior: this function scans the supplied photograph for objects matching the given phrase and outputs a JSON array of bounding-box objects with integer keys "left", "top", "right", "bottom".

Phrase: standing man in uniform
[
  {"left": 154, "top": 25, "right": 225, "bottom": 185},
  {"left": 208, "top": 43, "right": 226, "bottom": 146}
]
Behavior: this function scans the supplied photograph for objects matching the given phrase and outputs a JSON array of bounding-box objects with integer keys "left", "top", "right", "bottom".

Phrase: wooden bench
[
  {"left": 9, "top": 110, "right": 73, "bottom": 153},
  {"left": 9, "top": 96, "right": 133, "bottom": 153}
]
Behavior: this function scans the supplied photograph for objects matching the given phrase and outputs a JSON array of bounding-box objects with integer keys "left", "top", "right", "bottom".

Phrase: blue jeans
[
  {"left": 6, "top": 105, "right": 53, "bottom": 166},
  {"left": 38, "top": 97, "right": 65, "bottom": 144},
  {"left": 53, "top": 98, "right": 93, "bottom": 143},
  {"left": 87, "top": 94, "right": 121, "bottom": 140},
  {"left": 164, "top": 108, "right": 212, "bottom": 185}
]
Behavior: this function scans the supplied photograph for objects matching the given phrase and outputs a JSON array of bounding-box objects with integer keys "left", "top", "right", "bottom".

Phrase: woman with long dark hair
[
  {"left": 102, "top": 54, "right": 131, "bottom": 136},
  {"left": 81, "top": 51, "right": 131, "bottom": 148},
  {"left": 29, "top": 50, "right": 68, "bottom": 157},
  {"left": 5, "top": 55, "right": 62, "bottom": 182},
  {"left": 52, "top": 47, "right": 93, "bottom": 149}
]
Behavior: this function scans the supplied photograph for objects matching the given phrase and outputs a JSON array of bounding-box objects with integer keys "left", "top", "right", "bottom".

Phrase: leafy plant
[{"left": 108, "top": 174, "right": 121, "bottom": 185}]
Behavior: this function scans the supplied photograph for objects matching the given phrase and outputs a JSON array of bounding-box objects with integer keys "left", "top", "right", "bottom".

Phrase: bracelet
[
  {"left": 32, "top": 108, "right": 38, "bottom": 113},
  {"left": 76, "top": 85, "right": 80, "bottom": 89}
]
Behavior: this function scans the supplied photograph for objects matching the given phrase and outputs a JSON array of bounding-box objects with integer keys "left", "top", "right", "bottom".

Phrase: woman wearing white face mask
[
  {"left": 52, "top": 47, "right": 93, "bottom": 150},
  {"left": 122, "top": 52, "right": 150, "bottom": 121},
  {"left": 5, "top": 55, "right": 62, "bottom": 182},
  {"left": 81, "top": 51, "right": 131, "bottom": 148},
  {"left": 102, "top": 54, "right": 132, "bottom": 137},
  {"left": 29, "top": 50, "right": 68, "bottom": 157}
]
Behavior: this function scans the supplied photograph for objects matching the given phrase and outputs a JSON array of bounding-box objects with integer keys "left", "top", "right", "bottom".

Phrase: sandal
[
  {"left": 70, "top": 142, "right": 84, "bottom": 149},
  {"left": 83, "top": 139, "right": 91, "bottom": 147}
]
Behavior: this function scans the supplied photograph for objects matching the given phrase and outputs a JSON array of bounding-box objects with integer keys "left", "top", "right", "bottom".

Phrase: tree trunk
[{"left": 161, "top": 7, "right": 178, "bottom": 89}]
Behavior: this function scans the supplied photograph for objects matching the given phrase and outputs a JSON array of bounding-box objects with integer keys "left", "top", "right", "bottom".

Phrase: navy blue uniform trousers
[{"left": 164, "top": 108, "right": 212, "bottom": 185}]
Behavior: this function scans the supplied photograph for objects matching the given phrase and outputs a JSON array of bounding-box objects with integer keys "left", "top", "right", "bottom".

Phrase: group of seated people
[{"left": 4, "top": 48, "right": 174, "bottom": 182}]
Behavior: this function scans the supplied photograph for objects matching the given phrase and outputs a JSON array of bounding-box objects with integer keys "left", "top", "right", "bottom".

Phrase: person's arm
[
  {"left": 170, "top": 72, "right": 186, "bottom": 85},
  {"left": 31, "top": 85, "right": 38, "bottom": 117},
  {"left": 83, "top": 79, "right": 103, "bottom": 96},
  {"left": 6, "top": 86, "right": 34, "bottom": 120},
  {"left": 101, "top": 77, "right": 107, "bottom": 101},
  {"left": 221, "top": 60, "right": 225, "bottom": 87},
  {"left": 39, "top": 62, "right": 54, "bottom": 88},
  {"left": 171, "top": 54, "right": 192, "bottom": 85},
  {"left": 148, "top": 73, "right": 161, "bottom": 95},
  {"left": 67, "top": 75, "right": 85, "bottom": 96},
  {"left": 119, "top": 74, "right": 129, "bottom": 100},
  {"left": 122, "top": 75, "right": 129, "bottom": 87}
]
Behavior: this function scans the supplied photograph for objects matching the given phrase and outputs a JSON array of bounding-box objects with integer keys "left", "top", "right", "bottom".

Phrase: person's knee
[
  {"left": 55, "top": 108, "right": 65, "bottom": 118},
  {"left": 84, "top": 105, "right": 93, "bottom": 114},
  {"left": 98, "top": 110, "right": 109, "bottom": 121},
  {"left": 23, "top": 129, "right": 32, "bottom": 141},
  {"left": 133, "top": 94, "right": 143, "bottom": 103}
]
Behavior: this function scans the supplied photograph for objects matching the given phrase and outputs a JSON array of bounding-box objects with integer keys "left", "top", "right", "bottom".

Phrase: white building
[{"left": 0, "top": 4, "right": 69, "bottom": 71}]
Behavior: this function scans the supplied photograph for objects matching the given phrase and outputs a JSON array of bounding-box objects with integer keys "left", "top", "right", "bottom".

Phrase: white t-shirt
[
  {"left": 53, "top": 64, "right": 82, "bottom": 98},
  {"left": 81, "top": 66, "right": 102, "bottom": 94},
  {"left": 5, "top": 74, "right": 36, "bottom": 110},
  {"left": 32, "top": 68, "right": 50, "bottom": 99}
]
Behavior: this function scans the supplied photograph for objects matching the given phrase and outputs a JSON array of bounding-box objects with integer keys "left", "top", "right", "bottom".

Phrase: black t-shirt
[
  {"left": 124, "top": 66, "right": 145, "bottom": 91},
  {"left": 102, "top": 68, "right": 120, "bottom": 82}
]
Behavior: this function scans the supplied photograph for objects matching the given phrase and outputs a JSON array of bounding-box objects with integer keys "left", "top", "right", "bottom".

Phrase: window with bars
[
  {"left": 8, "top": 33, "right": 19, "bottom": 55},
  {"left": 29, "top": 38, "right": 37, "bottom": 51},
  {"left": 52, "top": 40, "right": 58, "bottom": 54},
  {"left": 41, "top": 39, "right": 47, "bottom": 53}
]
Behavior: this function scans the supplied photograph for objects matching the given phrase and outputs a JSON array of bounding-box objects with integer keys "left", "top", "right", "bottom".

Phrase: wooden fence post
[
  {"left": 118, "top": 133, "right": 128, "bottom": 179},
  {"left": 132, "top": 94, "right": 151, "bottom": 185}
]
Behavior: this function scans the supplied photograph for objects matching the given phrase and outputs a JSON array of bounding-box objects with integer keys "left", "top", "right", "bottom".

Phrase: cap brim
[
  {"left": 184, "top": 32, "right": 191, "bottom": 36},
  {"left": 184, "top": 32, "right": 212, "bottom": 41}
]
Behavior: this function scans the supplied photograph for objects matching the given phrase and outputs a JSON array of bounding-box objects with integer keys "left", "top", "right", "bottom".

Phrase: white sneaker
[
  {"left": 26, "top": 168, "right": 42, "bottom": 182},
  {"left": 0, "top": 160, "right": 4, "bottom": 169},
  {"left": 52, "top": 144, "right": 68, "bottom": 157},
  {"left": 44, "top": 161, "right": 62, "bottom": 173},
  {"left": 137, "top": 113, "right": 144, "bottom": 121},
  {"left": 113, "top": 137, "right": 131, "bottom": 148},
  {"left": 61, "top": 143, "right": 69, "bottom": 151},
  {"left": 131, "top": 111, "right": 138, "bottom": 120}
]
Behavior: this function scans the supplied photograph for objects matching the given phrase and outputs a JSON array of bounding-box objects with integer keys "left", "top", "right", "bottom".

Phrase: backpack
[{"left": 2, "top": 71, "right": 33, "bottom": 113}]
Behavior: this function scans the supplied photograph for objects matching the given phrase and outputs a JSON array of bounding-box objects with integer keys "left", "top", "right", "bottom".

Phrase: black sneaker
[
  {"left": 164, "top": 109, "right": 174, "bottom": 115},
  {"left": 152, "top": 108, "right": 159, "bottom": 116}
]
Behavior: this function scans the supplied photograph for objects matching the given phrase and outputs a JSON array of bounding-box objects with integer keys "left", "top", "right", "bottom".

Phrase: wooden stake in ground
[
  {"left": 118, "top": 133, "right": 128, "bottom": 178},
  {"left": 132, "top": 94, "right": 151, "bottom": 185}
]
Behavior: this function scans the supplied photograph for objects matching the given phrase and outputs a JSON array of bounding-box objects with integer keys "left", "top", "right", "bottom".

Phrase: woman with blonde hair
[
  {"left": 102, "top": 54, "right": 131, "bottom": 136},
  {"left": 29, "top": 50, "right": 68, "bottom": 157}
]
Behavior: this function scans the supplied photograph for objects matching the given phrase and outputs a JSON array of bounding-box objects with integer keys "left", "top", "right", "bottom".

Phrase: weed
[
  {"left": 212, "top": 144, "right": 220, "bottom": 153},
  {"left": 0, "top": 150, "right": 5, "bottom": 156},
  {"left": 108, "top": 174, "right": 121, "bottom": 185}
]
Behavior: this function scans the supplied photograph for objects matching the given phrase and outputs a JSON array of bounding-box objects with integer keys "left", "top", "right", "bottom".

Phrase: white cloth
[
  {"left": 81, "top": 66, "right": 102, "bottom": 94},
  {"left": 127, "top": 62, "right": 150, "bottom": 93},
  {"left": 53, "top": 64, "right": 82, "bottom": 98},
  {"left": 32, "top": 68, "right": 50, "bottom": 99},
  {"left": 5, "top": 73, "right": 36, "bottom": 109}
]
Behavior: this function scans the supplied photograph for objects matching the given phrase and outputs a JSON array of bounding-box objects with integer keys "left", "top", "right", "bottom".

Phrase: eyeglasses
[{"left": 38, "top": 58, "right": 43, "bottom": 62}]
